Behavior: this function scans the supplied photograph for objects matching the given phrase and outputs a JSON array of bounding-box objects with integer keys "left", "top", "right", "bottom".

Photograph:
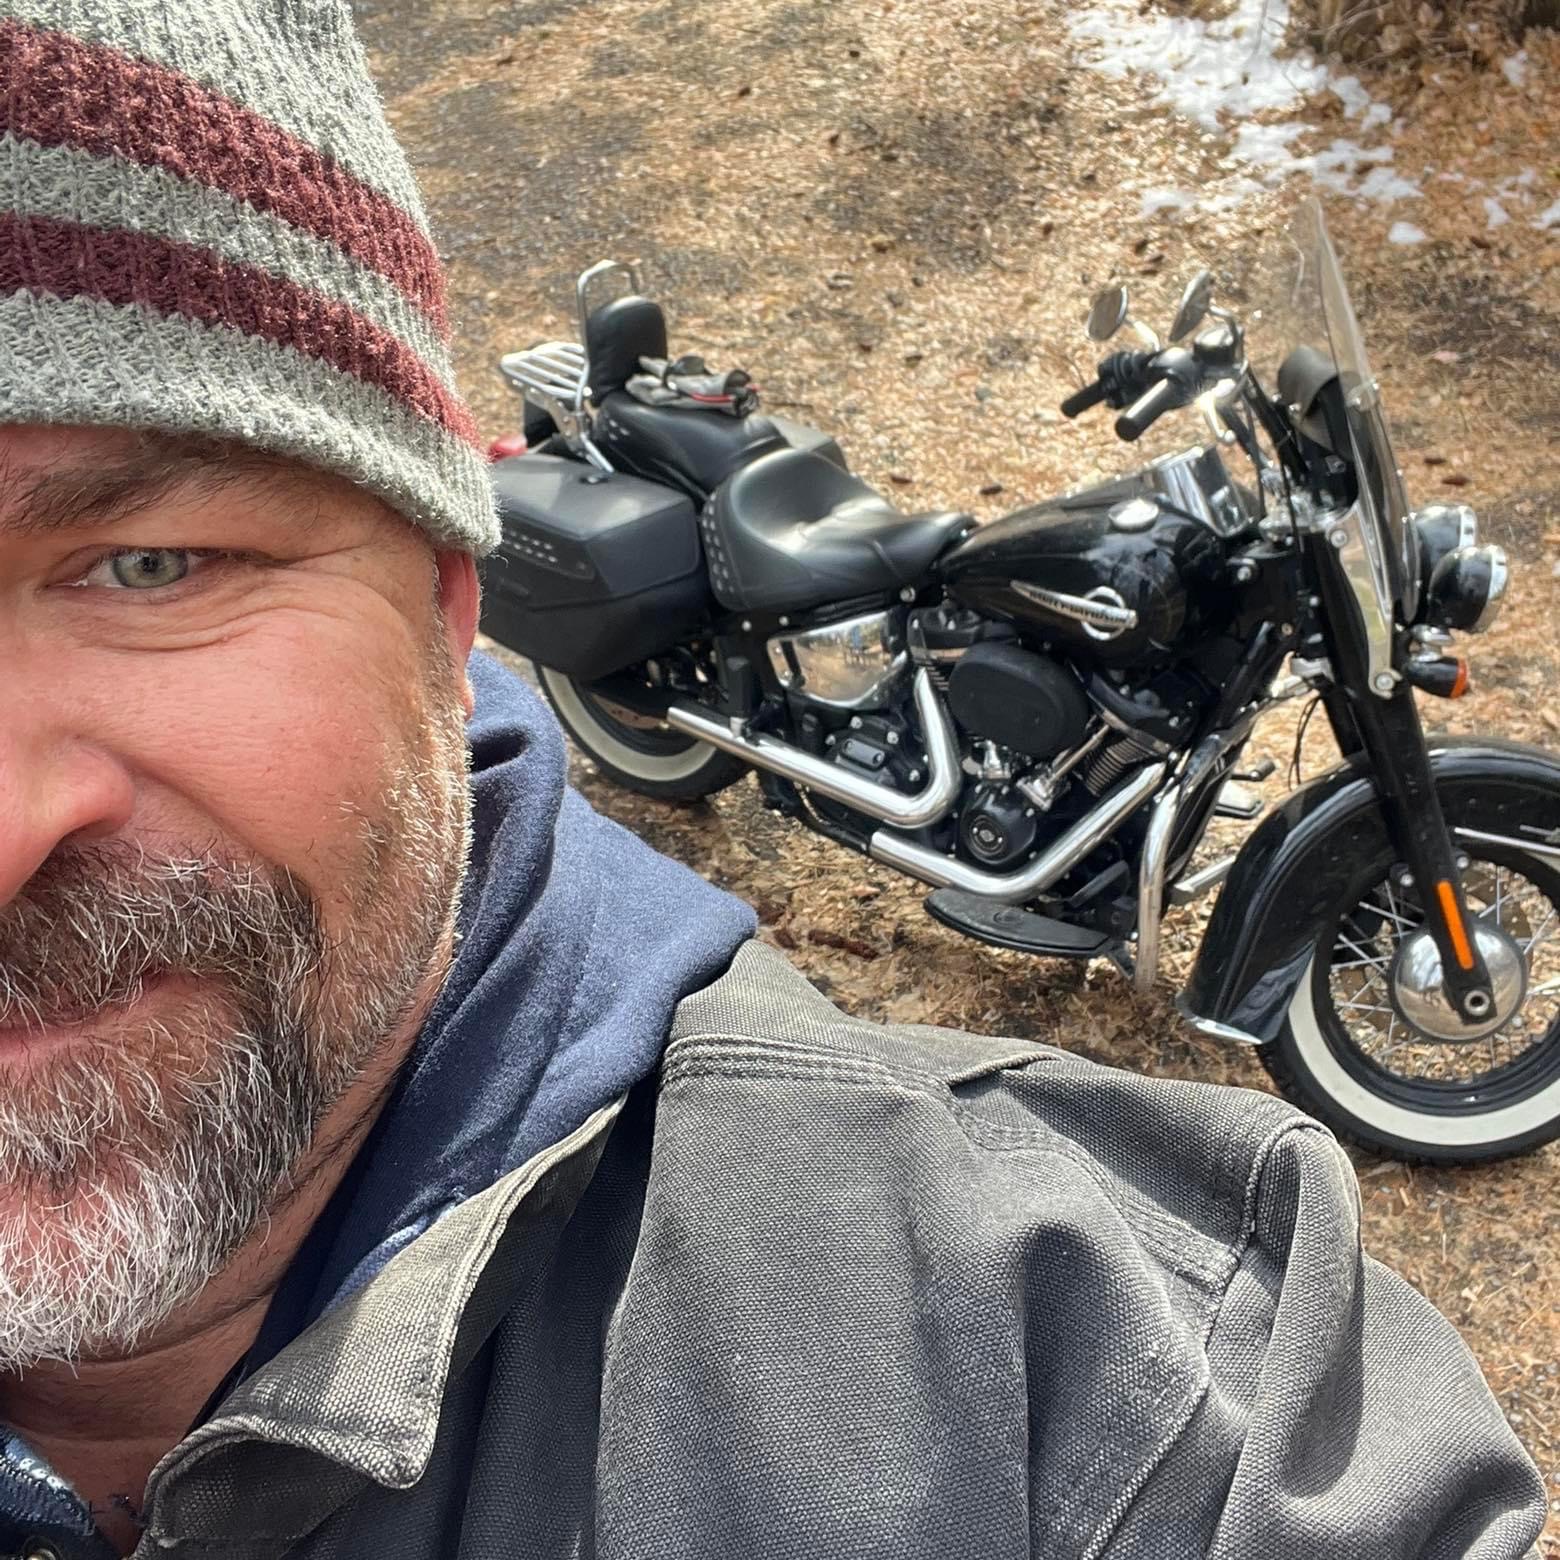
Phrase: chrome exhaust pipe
[
  {"left": 665, "top": 668, "right": 963, "bottom": 830},
  {"left": 867, "top": 762, "right": 1168, "bottom": 902}
]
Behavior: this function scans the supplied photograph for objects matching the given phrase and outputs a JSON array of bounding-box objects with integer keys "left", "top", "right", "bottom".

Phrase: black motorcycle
[{"left": 480, "top": 201, "right": 1560, "bottom": 1164}]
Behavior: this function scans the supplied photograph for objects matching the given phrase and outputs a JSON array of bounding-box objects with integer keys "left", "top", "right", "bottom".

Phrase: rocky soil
[{"left": 355, "top": 0, "right": 1559, "bottom": 1543}]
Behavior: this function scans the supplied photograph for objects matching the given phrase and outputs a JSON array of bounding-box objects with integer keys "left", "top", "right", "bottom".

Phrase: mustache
[{"left": 0, "top": 843, "right": 324, "bottom": 1031}]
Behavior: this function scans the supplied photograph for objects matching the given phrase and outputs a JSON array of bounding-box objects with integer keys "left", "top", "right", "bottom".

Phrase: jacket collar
[{"left": 140, "top": 1098, "right": 625, "bottom": 1551}]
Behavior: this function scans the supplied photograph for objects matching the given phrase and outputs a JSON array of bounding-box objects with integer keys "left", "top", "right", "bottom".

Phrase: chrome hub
[{"left": 1390, "top": 922, "right": 1527, "bottom": 1042}]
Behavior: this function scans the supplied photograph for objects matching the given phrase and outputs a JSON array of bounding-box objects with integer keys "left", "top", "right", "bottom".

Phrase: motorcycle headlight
[
  {"left": 1425, "top": 543, "right": 1508, "bottom": 633},
  {"left": 1410, "top": 503, "right": 1478, "bottom": 589}
]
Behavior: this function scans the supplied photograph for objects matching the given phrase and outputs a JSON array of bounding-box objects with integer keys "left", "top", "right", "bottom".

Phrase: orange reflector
[
  {"left": 1450, "top": 658, "right": 1470, "bottom": 699},
  {"left": 1436, "top": 880, "right": 1477, "bottom": 970}
]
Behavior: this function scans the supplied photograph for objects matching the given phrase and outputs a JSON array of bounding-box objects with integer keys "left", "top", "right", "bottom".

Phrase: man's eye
[{"left": 80, "top": 549, "right": 199, "bottom": 590}]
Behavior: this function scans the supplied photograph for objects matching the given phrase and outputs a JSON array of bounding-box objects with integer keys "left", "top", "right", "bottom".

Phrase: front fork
[{"left": 1312, "top": 523, "right": 1495, "bottom": 1024}]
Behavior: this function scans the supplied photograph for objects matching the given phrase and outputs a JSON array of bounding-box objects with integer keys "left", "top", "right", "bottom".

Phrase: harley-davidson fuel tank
[{"left": 936, "top": 447, "right": 1252, "bottom": 665}]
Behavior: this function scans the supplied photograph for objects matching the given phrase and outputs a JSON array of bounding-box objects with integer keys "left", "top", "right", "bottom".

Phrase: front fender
[{"left": 1182, "top": 737, "right": 1560, "bottom": 1042}]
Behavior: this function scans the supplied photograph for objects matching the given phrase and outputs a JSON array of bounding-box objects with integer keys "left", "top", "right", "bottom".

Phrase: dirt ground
[{"left": 355, "top": 0, "right": 1559, "bottom": 1542}]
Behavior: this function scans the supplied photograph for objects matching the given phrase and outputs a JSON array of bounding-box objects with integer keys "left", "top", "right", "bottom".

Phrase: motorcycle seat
[
  {"left": 701, "top": 446, "right": 975, "bottom": 613},
  {"left": 595, "top": 391, "right": 789, "bottom": 502}
]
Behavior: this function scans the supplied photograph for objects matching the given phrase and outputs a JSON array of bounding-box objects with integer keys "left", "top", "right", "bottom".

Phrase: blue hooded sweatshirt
[{"left": 257, "top": 649, "right": 759, "bottom": 1337}]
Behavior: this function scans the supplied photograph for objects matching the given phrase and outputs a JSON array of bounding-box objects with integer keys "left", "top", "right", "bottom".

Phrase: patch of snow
[
  {"left": 1388, "top": 222, "right": 1427, "bottom": 245},
  {"left": 1218, "top": 129, "right": 1421, "bottom": 204},
  {"left": 1502, "top": 51, "right": 1528, "bottom": 88},
  {"left": 1353, "top": 165, "right": 1423, "bottom": 202},
  {"left": 1489, "top": 170, "right": 1538, "bottom": 210},
  {"left": 1200, "top": 175, "right": 1269, "bottom": 213},
  {"left": 1483, "top": 197, "right": 1510, "bottom": 229},
  {"left": 1331, "top": 75, "right": 1393, "bottom": 130},
  {"left": 1229, "top": 120, "right": 1308, "bottom": 172},
  {"left": 1066, "top": 0, "right": 1334, "bottom": 130},
  {"left": 1058, "top": 0, "right": 1401, "bottom": 132},
  {"left": 1330, "top": 75, "right": 1371, "bottom": 117},
  {"left": 1535, "top": 199, "right": 1560, "bottom": 231},
  {"left": 1067, "top": 0, "right": 1411, "bottom": 217},
  {"left": 1137, "top": 186, "right": 1198, "bottom": 219}
]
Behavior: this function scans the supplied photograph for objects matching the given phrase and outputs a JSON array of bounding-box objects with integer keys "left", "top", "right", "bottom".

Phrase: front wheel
[
  {"left": 535, "top": 663, "right": 750, "bottom": 801},
  {"left": 1262, "top": 839, "right": 1560, "bottom": 1162}
]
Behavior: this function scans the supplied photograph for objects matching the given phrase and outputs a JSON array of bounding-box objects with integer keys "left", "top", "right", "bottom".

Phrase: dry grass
[
  {"left": 1293, "top": 0, "right": 1556, "bottom": 63},
  {"left": 358, "top": 0, "right": 1560, "bottom": 1544}
]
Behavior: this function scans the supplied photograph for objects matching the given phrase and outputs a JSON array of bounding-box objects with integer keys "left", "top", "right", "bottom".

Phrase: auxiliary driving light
[{"left": 1423, "top": 543, "right": 1509, "bottom": 633}]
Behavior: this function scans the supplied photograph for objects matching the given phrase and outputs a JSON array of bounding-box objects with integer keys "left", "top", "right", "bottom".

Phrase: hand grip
[
  {"left": 1060, "top": 379, "right": 1109, "bottom": 419},
  {"left": 1115, "top": 376, "right": 1178, "bottom": 442}
]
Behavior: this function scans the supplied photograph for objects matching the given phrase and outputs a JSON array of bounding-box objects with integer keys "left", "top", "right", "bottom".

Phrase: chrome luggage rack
[
  {"left": 499, "top": 340, "right": 608, "bottom": 469},
  {"left": 497, "top": 261, "right": 644, "bottom": 475}
]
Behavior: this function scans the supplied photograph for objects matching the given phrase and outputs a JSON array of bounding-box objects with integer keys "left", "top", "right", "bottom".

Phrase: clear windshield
[{"left": 1287, "top": 199, "right": 1421, "bottom": 612}]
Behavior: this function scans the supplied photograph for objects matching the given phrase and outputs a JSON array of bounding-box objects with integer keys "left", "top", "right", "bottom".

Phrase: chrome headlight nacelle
[{"left": 1410, "top": 502, "right": 1478, "bottom": 580}]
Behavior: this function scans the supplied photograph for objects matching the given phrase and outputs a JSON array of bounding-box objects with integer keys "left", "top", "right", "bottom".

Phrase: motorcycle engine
[
  {"left": 823, "top": 708, "right": 925, "bottom": 794},
  {"left": 959, "top": 783, "right": 1039, "bottom": 870},
  {"left": 945, "top": 641, "right": 1092, "bottom": 760}
]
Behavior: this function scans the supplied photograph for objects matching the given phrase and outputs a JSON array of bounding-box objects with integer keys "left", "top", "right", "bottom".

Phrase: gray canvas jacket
[{"left": 107, "top": 943, "right": 1544, "bottom": 1559}]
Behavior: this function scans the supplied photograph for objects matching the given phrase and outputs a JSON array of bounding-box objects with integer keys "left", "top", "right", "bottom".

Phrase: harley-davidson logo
[{"left": 1009, "top": 581, "right": 1139, "bottom": 641}]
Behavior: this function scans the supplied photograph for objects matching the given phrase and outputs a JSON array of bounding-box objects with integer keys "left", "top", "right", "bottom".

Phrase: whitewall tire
[
  {"left": 1260, "top": 842, "right": 1560, "bottom": 1163},
  {"left": 535, "top": 664, "right": 749, "bottom": 800}
]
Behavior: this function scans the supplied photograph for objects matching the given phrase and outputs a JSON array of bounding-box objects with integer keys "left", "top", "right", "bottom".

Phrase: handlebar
[
  {"left": 1059, "top": 346, "right": 1202, "bottom": 442},
  {"left": 1059, "top": 379, "right": 1110, "bottom": 418},
  {"left": 1115, "top": 377, "right": 1180, "bottom": 442}
]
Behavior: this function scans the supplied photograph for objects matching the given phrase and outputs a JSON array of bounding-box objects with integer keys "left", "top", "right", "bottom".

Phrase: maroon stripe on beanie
[
  {"left": 0, "top": 19, "right": 449, "bottom": 337},
  {"left": 0, "top": 211, "right": 480, "bottom": 447}
]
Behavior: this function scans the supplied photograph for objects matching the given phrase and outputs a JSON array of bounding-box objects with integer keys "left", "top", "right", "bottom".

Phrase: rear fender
[{"left": 1181, "top": 738, "right": 1560, "bottom": 1041}]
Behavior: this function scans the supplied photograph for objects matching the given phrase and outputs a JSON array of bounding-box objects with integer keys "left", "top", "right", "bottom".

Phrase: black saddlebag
[{"left": 479, "top": 455, "right": 712, "bottom": 681}]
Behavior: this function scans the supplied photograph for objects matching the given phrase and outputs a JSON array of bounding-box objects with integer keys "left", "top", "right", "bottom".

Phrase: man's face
[{"left": 0, "top": 423, "right": 479, "bottom": 1369}]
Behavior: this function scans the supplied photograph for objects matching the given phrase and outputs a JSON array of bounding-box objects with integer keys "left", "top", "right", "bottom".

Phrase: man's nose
[{"left": 0, "top": 717, "right": 136, "bottom": 907}]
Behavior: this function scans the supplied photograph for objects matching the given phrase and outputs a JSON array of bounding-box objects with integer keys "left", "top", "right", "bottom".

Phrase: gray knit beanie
[{"left": 0, "top": 0, "right": 498, "bottom": 553}]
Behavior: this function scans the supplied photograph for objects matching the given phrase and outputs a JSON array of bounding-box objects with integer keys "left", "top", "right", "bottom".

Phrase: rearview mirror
[
  {"left": 1086, "top": 285, "right": 1130, "bottom": 343},
  {"left": 1169, "top": 269, "right": 1215, "bottom": 343}
]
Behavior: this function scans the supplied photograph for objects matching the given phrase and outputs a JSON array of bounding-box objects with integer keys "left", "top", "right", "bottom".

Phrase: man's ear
[{"left": 434, "top": 548, "right": 482, "bottom": 717}]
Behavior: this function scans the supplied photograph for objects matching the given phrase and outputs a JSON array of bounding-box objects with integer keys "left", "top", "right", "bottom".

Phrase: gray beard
[{"left": 0, "top": 715, "right": 468, "bottom": 1370}]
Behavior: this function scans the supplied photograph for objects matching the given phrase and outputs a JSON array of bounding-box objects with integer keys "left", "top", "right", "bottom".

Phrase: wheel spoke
[
  {"left": 1523, "top": 905, "right": 1557, "bottom": 953},
  {"left": 1373, "top": 1035, "right": 1417, "bottom": 1064},
  {"left": 1335, "top": 928, "right": 1389, "bottom": 967},
  {"left": 1369, "top": 901, "right": 1420, "bottom": 933},
  {"left": 1337, "top": 995, "right": 1395, "bottom": 1017}
]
